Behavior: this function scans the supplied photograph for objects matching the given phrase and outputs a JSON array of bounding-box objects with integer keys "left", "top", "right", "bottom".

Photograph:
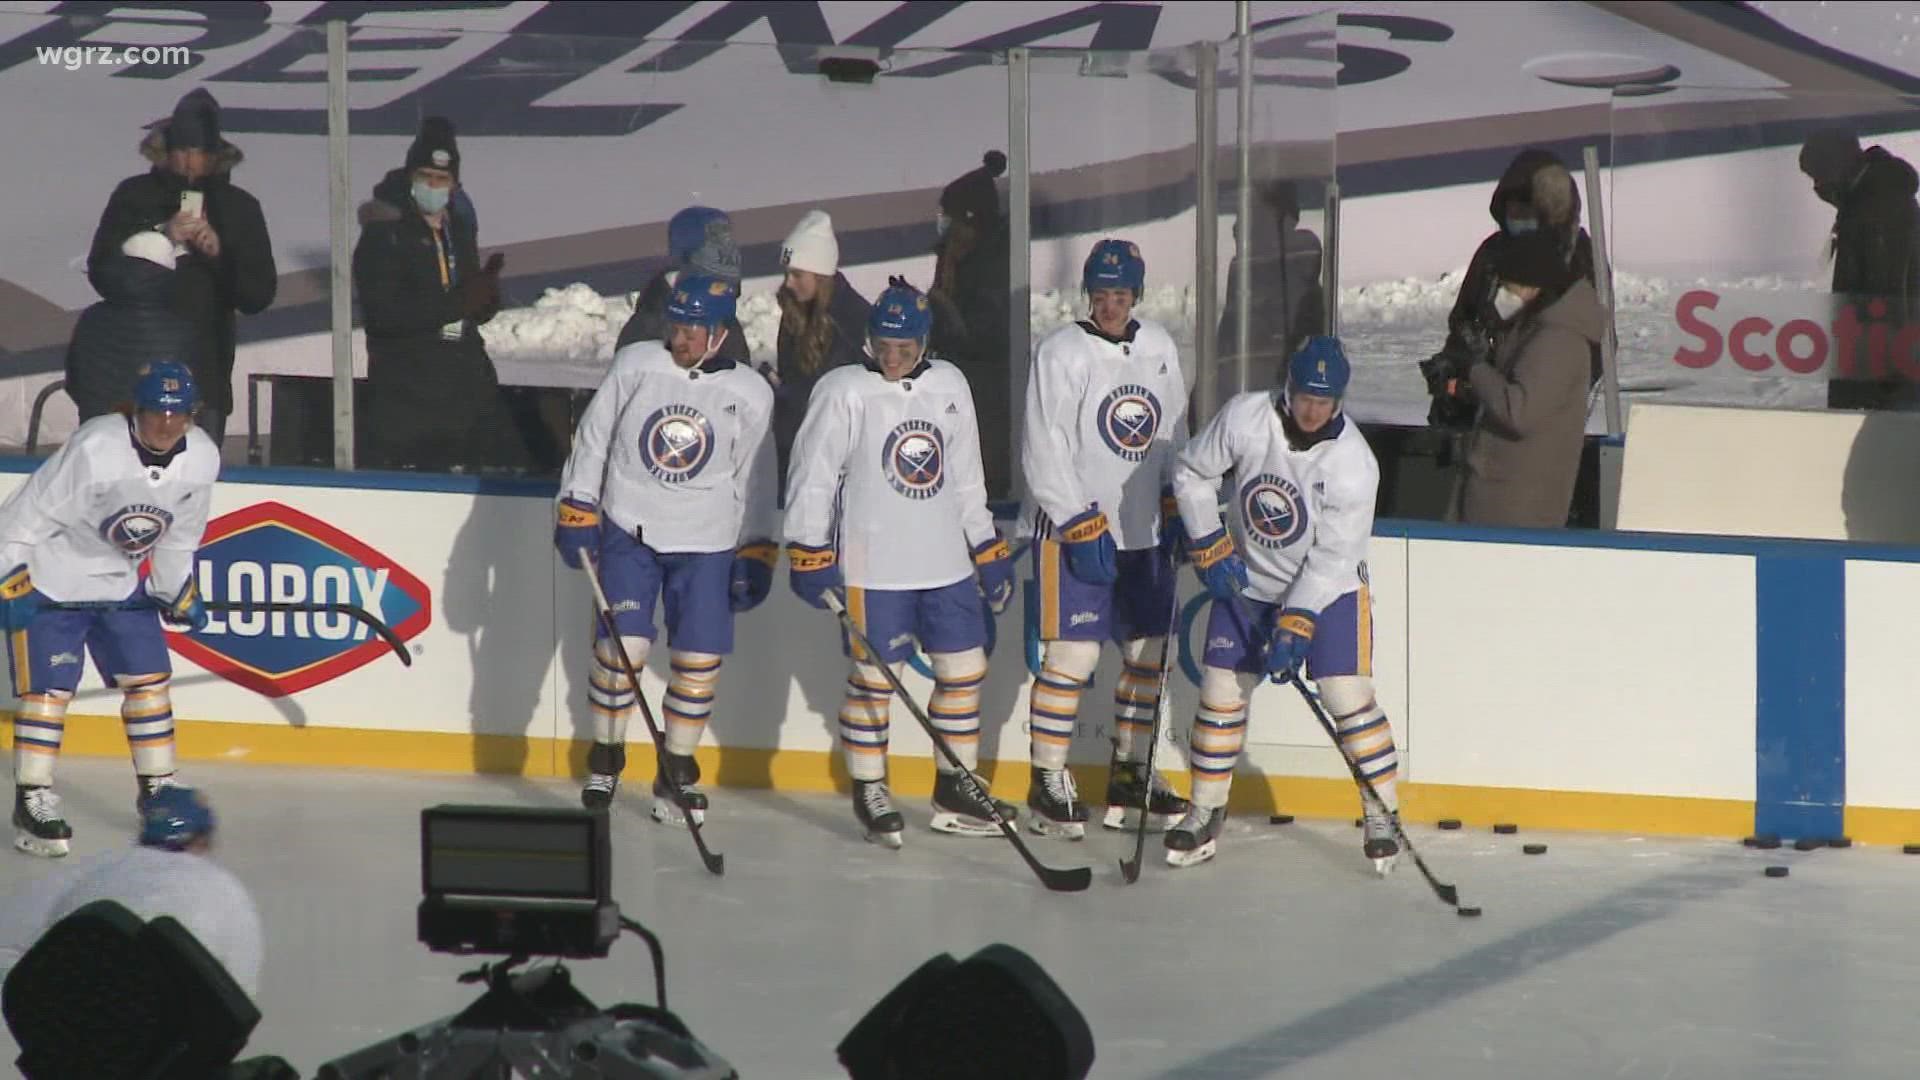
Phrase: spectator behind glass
[
  {"left": 929, "top": 151, "right": 1014, "bottom": 500},
  {"left": 1214, "top": 178, "right": 1325, "bottom": 393},
  {"left": 353, "top": 116, "right": 506, "bottom": 473},
  {"left": 65, "top": 231, "right": 200, "bottom": 422},
  {"left": 87, "top": 88, "right": 278, "bottom": 455},
  {"left": 616, "top": 205, "right": 750, "bottom": 363},
  {"left": 1799, "top": 129, "right": 1920, "bottom": 410},
  {"left": 770, "top": 209, "right": 871, "bottom": 491}
]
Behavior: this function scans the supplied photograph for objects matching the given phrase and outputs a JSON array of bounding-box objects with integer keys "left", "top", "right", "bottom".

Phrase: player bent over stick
[
  {"left": 555, "top": 275, "right": 777, "bottom": 824},
  {"left": 1, "top": 361, "right": 217, "bottom": 857},
  {"left": 1167, "top": 337, "right": 1403, "bottom": 874},
  {"left": 783, "top": 279, "right": 1019, "bottom": 848}
]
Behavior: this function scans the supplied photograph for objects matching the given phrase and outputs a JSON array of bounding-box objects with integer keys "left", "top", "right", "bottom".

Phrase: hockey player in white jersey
[
  {"left": 784, "top": 279, "right": 1018, "bottom": 847},
  {"left": 556, "top": 274, "right": 777, "bottom": 824},
  {"left": 1019, "top": 239, "right": 1192, "bottom": 839},
  {"left": 1168, "top": 337, "right": 1401, "bottom": 872},
  {"left": 0, "top": 361, "right": 218, "bottom": 857}
]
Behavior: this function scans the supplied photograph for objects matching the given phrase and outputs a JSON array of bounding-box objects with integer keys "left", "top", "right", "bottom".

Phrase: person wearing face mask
[
  {"left": 88, "top": 88, "right": 278, "bottom": 454},
  {"left": 1798, "top": 129, "right": 1920, "bottom": 410},
  {"left": 1445, "top": 232, "right": 1605, "bottom": 528},
  {"left": 353, "top": 116, "right": 507, "bottom": 472},
  {"left": 929, "top": 151, "right": 1014, "bottom": 499}
]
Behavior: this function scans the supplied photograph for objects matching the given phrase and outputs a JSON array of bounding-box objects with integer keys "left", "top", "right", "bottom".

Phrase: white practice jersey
[
  {"left": 1021, "top": 317, "right": 1188, "bottom": 550},
  {"left": 784, "top": 359, "right": 998, "bottom": 591},
  {"left": 1172, "top": 390, "right": 1380, "bottom": 613},
  {"left": 559, "top": 342, "right": 776, "bottom": 553},
  {"left": 0, "top": 414, "right": 218, "bottom": 604}
]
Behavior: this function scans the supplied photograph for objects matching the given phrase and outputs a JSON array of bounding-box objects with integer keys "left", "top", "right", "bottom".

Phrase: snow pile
[
  {"left": 1338, "top": 271, "right": 1466, "bottom": 326},
  {"left": 482, "top": 283, "right": 786, "bottom": 366}
]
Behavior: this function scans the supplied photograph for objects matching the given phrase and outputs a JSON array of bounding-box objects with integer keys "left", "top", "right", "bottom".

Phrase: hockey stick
[
  {"left": 1227, "top": 596, "right": 1460, "bottom": 909},
  {"left": 822, "top": 590, "right": 1091, "bottom": 893},
  {"left": 579, "top": 552, "right": 725, "bottom": 877},
  {"left": 44, "top": 598, "right": 412, "bottom": 667},
  {"left": 1119, "top": 579, "right": 1188, "bottom": 884}
]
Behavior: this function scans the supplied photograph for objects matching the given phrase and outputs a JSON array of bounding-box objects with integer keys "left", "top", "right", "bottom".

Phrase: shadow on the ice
[
  {"left": 1150, "top": 866, "right": 1744, "bottom": 1079},
  {"left": 1842, "top": 406, "right": 1920, "bottom": 545}
]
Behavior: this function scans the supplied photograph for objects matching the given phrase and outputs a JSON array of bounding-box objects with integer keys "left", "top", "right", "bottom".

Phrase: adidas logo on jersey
[
  {"left": 725, "top": 404, "right": 738, "bottom": 414},
  {"left": 1159, "top": 363, "right": 1167, "bottom": 374},
  {"left": 945, "top": 403, "right": 959, "bottom": 414}
]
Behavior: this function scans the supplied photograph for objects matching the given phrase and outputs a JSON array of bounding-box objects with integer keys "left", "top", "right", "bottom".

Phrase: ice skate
[
  {"left": 930, "top": 770, "right": 1016, "bottom": 837},
  {"left": 581, "top": 743, "right": 625, "bottom": 811},
  {"left": 1363, "top": 804, "right": 1401, "bottom": 877},
  {"left": 135, "top": 773, "right": 176, "bottom": 817},
  {"left": 1102, "top": 754, "right": 1190, "bottom": 832},
  {"left": 651, "top": 751, "right": 709, "bottom": 826},
  {"left": 14, "top": 786, "right": 71, "bottom": 858},
  {"left": 1026, "top": 765, "right": 1088, "bottom": 840},
  {"left": 854, "top": 778, "right": 905, "bottom": 849},
  {"left": 1164, "top": 804, "right": 1227, "bottom": 869}
]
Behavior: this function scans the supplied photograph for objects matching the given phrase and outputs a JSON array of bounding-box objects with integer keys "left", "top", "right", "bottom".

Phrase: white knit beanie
[
  {"left": 121, "top": 229, "right": 177, "bottom": 271},
  {"left": 780, "top": 210, "right": 839, "bottom": 277}
]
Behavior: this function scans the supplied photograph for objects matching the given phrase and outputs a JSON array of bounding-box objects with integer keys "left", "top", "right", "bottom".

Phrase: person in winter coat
[
  {"left": 353, "top": 116, "right": 506, "bottom": 472},
  {"left": 615, "top": 205, "right": 750, "bottom": 363},
  {"left": 87, "top": 88, "right": 277, "bottom": 450},
  {"left": 1799, "top": 130, "right": 1920, "bottom": 409},
  {"left": 1215, "top": 178, "right": 1325, "bottom": 394},
  {"left": 64, "top": 231, "right": 200, "bottom": 421},
  {"left": 930, "top": 151, "right": 1014, "bottom": 499},
  {"left": 1446, "top": 232, "right": 1604, "bottom": 528},
  {"left": 769, "top": 210, "right": 871, "bottom": 491}
]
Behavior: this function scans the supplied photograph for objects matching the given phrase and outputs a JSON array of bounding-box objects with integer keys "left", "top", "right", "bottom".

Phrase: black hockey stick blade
[
  {"left": 824, "top": 591, "right": 1090, "bottom": 893},
  {"left": 581, "top": 554, "right": 724, "bottom": 876},
  {"left": 205, "top": 600, "right": 413, "bottom": 667},
  {"left": 1119, "top": 583, "right": 1187, "bottom": 884}
]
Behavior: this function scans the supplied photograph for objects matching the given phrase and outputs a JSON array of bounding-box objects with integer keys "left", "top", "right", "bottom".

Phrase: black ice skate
[
  {"left": 1026, "top": 765, "right": 1088, "bottom": 840},
  {"left": 1102, "top": 755, "right": 1191, "bottom": 832},
  {"left": 581, "top": 743, "right": 625, "bottom": 811},
  {"left": 1363, "top": 804, "right": 1401, "bottom": 877},
  {"left": 1164, "top": 804, "right": 1227, "bottom": 869},
  {"left": 135, "top": 773, "right": 176, "bottom": 817},
  {"left": 651, "top": 751, "right": 709, "bottom": 826},
  {"left": 854, "top": 778, "right": 905, "bottom": 849},
  {"left": 929, "top": 769, "right": 1016, "bottom": 837},
  {"left": 14, "top": 786, "right": 71, "bottom": 858}
]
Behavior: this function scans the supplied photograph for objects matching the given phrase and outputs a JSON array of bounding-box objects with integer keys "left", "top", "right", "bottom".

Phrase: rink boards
[{"left": 0, "top": 461, "right": 1915, "bottom": 845}]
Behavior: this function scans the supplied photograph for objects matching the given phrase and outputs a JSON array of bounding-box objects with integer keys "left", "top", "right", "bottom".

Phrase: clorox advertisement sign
[{"left": 168, "top": 501, "right": 432, "bottom": 698}]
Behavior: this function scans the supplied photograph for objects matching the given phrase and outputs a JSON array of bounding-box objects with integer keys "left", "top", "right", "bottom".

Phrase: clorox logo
[{"left": 166, "top": 501, "right": 431, "bottom": 697}]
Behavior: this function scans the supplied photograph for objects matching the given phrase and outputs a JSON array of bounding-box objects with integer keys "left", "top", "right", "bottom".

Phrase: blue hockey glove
[
  {"left": 1057, "top": 508, "right": 1118, "bottom": 586},
  {"left": 1187, "top": 528, "right": 1250, "bottom": 602},
  {"left": 731, "top": 540, "right": 777, "bottom": 613},
  {"left": 1159, "top": 487, "right": 1188, "bottom": 565},
  {"left": 786, "top": 542, "right": 842, "bottom": 611},
  {"left": 0, "top": 564, "right": 41, "bottom": 633},
  {"left": 1266, "top": 608, "right": 1316, "bottom": 683},
  {"left": 972, "top": 533, "right": 1015, "bottom": 615},
  {"left": 156, "top": 578, "right": 209, "bottom": 634},
  {"left": 554, "top": 497, "right": 601, "bottom": 570}
]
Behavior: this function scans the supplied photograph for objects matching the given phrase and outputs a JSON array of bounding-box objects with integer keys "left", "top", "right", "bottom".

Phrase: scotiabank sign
[{"left": 1671, "top": 289, "right": 1920, "bottom": 380}]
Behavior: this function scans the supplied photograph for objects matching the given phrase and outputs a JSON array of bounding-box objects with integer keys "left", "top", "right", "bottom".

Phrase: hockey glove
[
  {"left": 155, "top": 578, "right": 209, "bottom": 634},
  {"left": 731, "top": 540, "right": 777, "bottom": 613},
  {"left": 1187, "top": 528, "right": 1250, "bottom": 603},
  {"left": 1266, "top": 608, "right": 1316, "bottom": 683},
  {"left": 1057, "top": 508, "right": 1118, "bottom": 586},
  {"left": 1159, "top": 487, "right": 1189, "bottom": 565},
  {"left": 972, "top": 533, "right": 1015, "bottom": 615},
  {"left": 0, "top": 564, "right": 41, "bottom": 633},
  {"left": 787, "top": 542, "right": 842, "bottom": 611},
  {"left": 554, "top": 497, "right": 600, "bottom": 570}
]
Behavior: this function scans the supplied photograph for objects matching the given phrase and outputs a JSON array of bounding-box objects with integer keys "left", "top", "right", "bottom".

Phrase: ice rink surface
[{"left": 5, "top": 756, "right": 1920, "bottom": 1079}]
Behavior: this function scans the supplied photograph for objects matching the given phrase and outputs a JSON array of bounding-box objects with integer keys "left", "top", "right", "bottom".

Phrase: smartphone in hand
[{"left": 179, "top": 190, "right": 204, "bottom": 218}]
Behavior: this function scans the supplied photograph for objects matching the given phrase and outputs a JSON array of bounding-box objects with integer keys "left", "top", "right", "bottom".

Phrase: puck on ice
[
  {"left": 1438, "top": 819, "right": 1463, "bottom": 830},
  {"left": 1456, "top": 906, "right": 1483, "bottom": 918},
  {"left": 1753, "top": 835, "right": 1782, "bottom": 850},
  {"left": 1764, "top": 866, "right": 1789, "bottom": 878},
  {"left": 1269, "top": 814, "right": 1295, "bottom": 825},
  {"left": 1905, "top": 844, "right": 1920, "bottom": 855},
  {"left": 1523, "top": 843, "right": 1548, "bottom": 855},
  {"left": 1493, "top": 823, "right": 1518, "bottom": 835},
  {"left": 1354, "top": 818, "right": 1364, "bottom": 828},
  {"left": 1793, "top": 838, "right": 1823, "bottom": 852},
  {"left": 1829, "top": 836, "right": 1853, "bottom": 849}
]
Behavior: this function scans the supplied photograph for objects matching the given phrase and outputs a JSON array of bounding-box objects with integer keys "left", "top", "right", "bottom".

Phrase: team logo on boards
[
  {"left": 100, "top": 504, "right": 174, "bottom": 559},
  {"left": 882, "top": 419, "right": 945, "bottom": 499},
  {"left": 1240, "top": 474, "right": 1308, "bottom": 549},
  {"left": 1096, "top": 385, "right": 1161, "bottom": 462},
  {"left": 639, "top": 404, "right": 715, "bottom": 482},
  {"left": 165, "top": 501, "right": 431, "bottom": 698}
]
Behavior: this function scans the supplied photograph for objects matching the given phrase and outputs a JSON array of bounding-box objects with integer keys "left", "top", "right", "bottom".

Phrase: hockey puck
[
  {"left": 1354, "top": 817, "right": 1364, "bottom": 828},
  {"left": 1904, "top": 843, "right": 1920, "bottom": 855},
  {"left": 1829, "top": 836, "right": 1853, "bottom": 849},
  {"left": 1752, "top": 835, "right": 1782, "bottom": 850},
  {"left": 1269, "top": 814, "right": 1295, "bottom": 825},
  {"left": 1764, "top": 866, "right": 1789, "bottom": 878},
  {"left": 1456, "top": 906, "right": 1483, "bottom": 918},
  {"left": 1438, "top": 819, "right": 1463, "bottom": 831},
  {"left": 1493, "top": 823, "right": 1518, "bottom": 835},
  {"left": 1522, "top": 843, "right": 1548, "bottom": 855},
  {"left": 1793, "top": 838, "right": 1823, "bottom": 852}
]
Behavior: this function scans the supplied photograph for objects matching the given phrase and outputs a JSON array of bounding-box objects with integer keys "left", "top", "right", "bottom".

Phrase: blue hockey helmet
[
  {"left": 1287, "top": 336, "right": 1352, "bottom": 401},
  {"left": 665, "top": 273, "right": 736, "bottom": 330},
  {"left": 1082, "top": 238, "right": 1145, "bottom": 296},
  {"left": 132, "top": 360, "right": 197, "bottom": 414},
  {"left": 869, "top": 277, "right": 933, "bottom": 342},
  {"left": 138, "top": 786, "right": 216, "bottom": 851}
]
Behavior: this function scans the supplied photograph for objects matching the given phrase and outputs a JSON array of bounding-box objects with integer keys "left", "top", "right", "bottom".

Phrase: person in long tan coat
[{"left": 1450, "top": 231, "right": 1605, "bottom": 527}]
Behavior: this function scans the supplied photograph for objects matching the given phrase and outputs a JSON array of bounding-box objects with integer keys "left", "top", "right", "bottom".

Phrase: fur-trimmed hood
[{"left": 138, "top": 123, "right": 243, "bottom": 175}]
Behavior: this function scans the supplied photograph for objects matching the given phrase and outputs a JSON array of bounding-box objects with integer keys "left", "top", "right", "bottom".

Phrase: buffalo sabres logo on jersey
[
  {"left": 99, "top": 504, "right": 175, "bottom": 559},
  {"left": 1239, "top": 474, "right": 1309, "bottom": 549},
  {"left": 1096, "top": 384, "right": 1161, "bottom": 463},
  {"left": 882, "top": 419, "right": 945, "bottom": 499},
  {"left": 639, "top": 404, "right": 716, "bottom": 483}
]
